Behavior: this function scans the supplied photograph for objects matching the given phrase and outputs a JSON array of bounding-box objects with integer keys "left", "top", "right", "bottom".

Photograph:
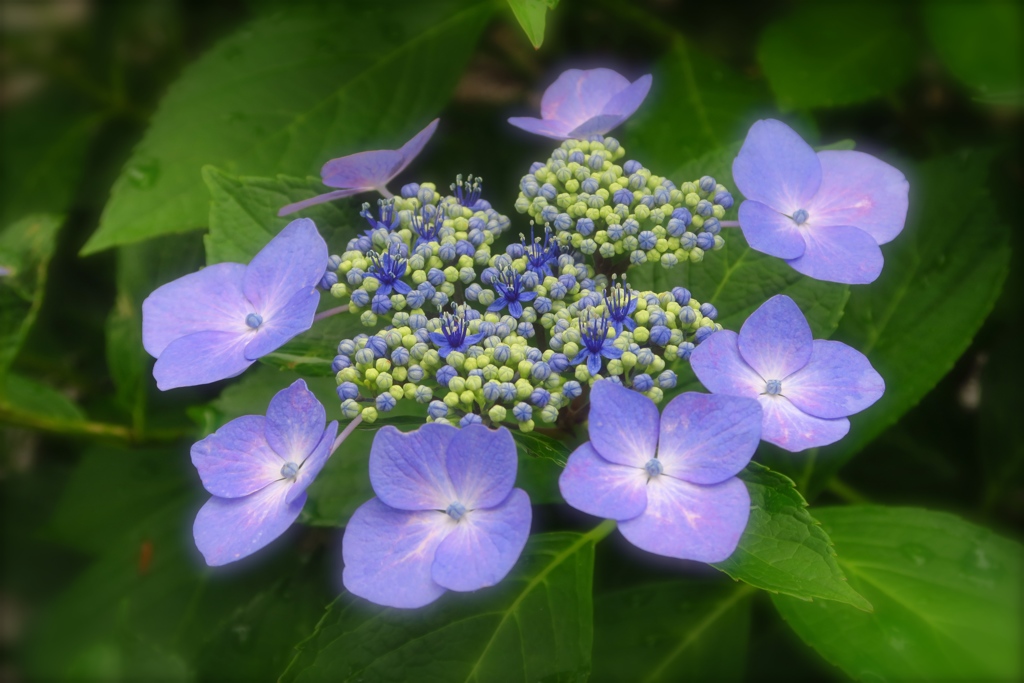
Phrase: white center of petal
[{"left": 280, "top": 461, "right": 299, "bottom": 479}]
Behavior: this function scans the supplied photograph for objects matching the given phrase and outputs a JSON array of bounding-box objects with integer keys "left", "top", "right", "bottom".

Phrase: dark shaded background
[{"left": 1, "top": 0, "right": 1020, "bottom": 680}]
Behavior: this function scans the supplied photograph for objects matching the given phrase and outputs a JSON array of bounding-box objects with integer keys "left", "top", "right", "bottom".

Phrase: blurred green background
[{"left": 1, "top": 0, "right": 1020, "bottom": 680}]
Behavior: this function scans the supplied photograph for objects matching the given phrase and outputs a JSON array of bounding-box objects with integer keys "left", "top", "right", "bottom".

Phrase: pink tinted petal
[
  {"left": 369, "top": 424, "right": 458, "bottom": 511},
  {"left": 618, "top": 476, "right": 751, "bottom": 563},
  {"left": 738, "top": 200, "right": 807, "bottom": 260},
  {"left": 690, "top": 330, "right": 765, "bottom": 397},
  {"left": 191, "top": 415, "right": 281, "bottom": 498},
  {"left": 568, "top": 114, "right": 624, "bottom": 138},
  {"left": 287, "top": 421, "right": 338, "bottom": 504},
  {"left": 342, "top": 498, "right": 450, "bottom": 609},
  {"left": 787, "top": 224, "right": 884, "bottom": 285},
  {"left": 587, "top": 380, "right": 660, "bottom": 467},
  {"left": 244, "top": 286, "right": 319, "bottom": 360},
  {"left": 392, "top": 118, "right": 440, "bottom": 178},
  {"left": 431, "top": 489, "right": 532, "bottom": 593},
  {"left": 243, "top": 218, "right": 328, "bottom": 317},
  {"left": 600, "top": 74, "right": 652, "bottom": 117},
  {"left": 657, "top": 394, "right": 762, "bottom": 485},
  {"left": 264, "top": 379, "right": 326, "bottom": 463},
  {"left": 142, "top": 262, "right": 249, "bottom": 357},
  {"left": 540, "top": 68, "right": 631, "bottom": 128},
  {"left": 507, "top": 116, "right": 575, "bottom": 140},
  {"left": 278, "top": 188, "right": 366, "bottom": 217},
  {"left": 559, "top": 443, "right": 648, "bottom": 521},
  {"left": 784, "top": 340, "right": 884, "bottom": 419},
  {"left": 153, "top": 330, "right": 253, "bottom": 390},
  {"left": 445, "top": 425, "right": 517, "bottom": 510},
  {"left": 321, "top": 149, "right": 403, "bottom": 189},
  {"left": 193, "top": 480, "right": 304, "bottom": 566},
  {"left": 738, "top": 295, "right": 813, "bottom": 381},
  {"left": 759, "top": 395, "right": 850, "bottom": 452},
  {"left": 732, "top": 119, "right": 822, "bottom": 214},
  {"left": 807, "top": 150, "right": 909, "bottom": 245}
]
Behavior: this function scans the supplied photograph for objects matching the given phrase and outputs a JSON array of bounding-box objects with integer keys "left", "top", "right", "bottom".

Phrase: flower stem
[
  {"left": 313, "top": 304, "right": 348, "bottom": 322},
  {"left": 330, "top": 415, "right": 364, "bottom": 454},
  {"left": 719, "top": 220, "right": 740, "bottom": 228},
  {"left": 586, "top": 518, "right": 617, "bottom": 544},
  {"left": 378, "top": 186, "right": 394, "bottom": 199}
]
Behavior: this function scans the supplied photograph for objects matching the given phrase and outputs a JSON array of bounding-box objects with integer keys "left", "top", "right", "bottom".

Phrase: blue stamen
[
  {"left": 644, "top": 459, "right": 663, "bottom": 477},
  {"left": 411, "top": 205, "right": 443, "bottom": 245},
  {"left": 451, "top": 174, "right": 483, "bottom": 208},
  {"left": 439, "top": 307, "right": 472, "bottom": 349},
  {"left": 360, "top": 198, "right": 400, "bottom": 235},
  {"left": 245, "top": 313, "right": 263, "bottom": 329},
  {"left": 792, "top": 209, "right": 809, "bottom": 225},
  {"left": 521, "top": 224, "right": 561, "bottom": 276},
  {"left": 446, "top": 501, "right": 467, "bottom": 521},
  {"left": 604, "top": 279, "right": 637, "bottom": 334},
  {"left": 765, "top": 379, "right": 782, "bottom": 395},
  {"left": 280, "top": 461, "right": 299, "bottom": 479},
  {"left": 580, "top": 313, "right": 612, "bottom": 354},
  {"left": 366, "top": 245, "right": 410, "bottom": 297}
]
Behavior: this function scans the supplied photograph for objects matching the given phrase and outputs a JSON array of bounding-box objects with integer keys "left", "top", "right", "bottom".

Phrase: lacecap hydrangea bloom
[
  {"left": 142, "top": 218, "right": 327, "bottom": 390},
  {"left": 278, "top": 119, "right": 439, "bottom": 216},
  {"left": 191, "top": 379, "right": 338, "bottom": 565},
  {"left": 690, "top": 295, "right": 884, "bottom": 451},
  {"left": 559, "top": 381, "right": 761, "bottom": 561},
  {"left": 343, "top": 423, "right": 531, "bottom": 608},
  {"left": 733, "top": 119, "right": 909, "bottom": 284}
]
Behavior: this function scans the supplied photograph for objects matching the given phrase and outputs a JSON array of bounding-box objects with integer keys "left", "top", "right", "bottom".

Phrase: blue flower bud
[
  {"left": 438, "top": 242, "right": 457, "bottom": 262},
  {"left": 526, "top": 347, "right": 543, "bottom": 362},
  {"left": 606, "top": 223, "right": 625, "bottom": 241},
  {"left": 517, "top": 321, "right": 535, "bottom": 338},
  {"left": 563, "top": 380, "right": 583, "bottom": 399},
  {"left": 337, "top": 339, "right": 357, "bottom": 356},
  {"left": 494, "top": 344, "right": 512, "bottom": 363},
  {"left": 540, "top": 205, "right": 559, "bottom": 223},
  {"left": 539, "top": 183, "right": 558, "bottom": 201},
  {"left": 428, "top": 400, "right": 448, "bottom": 419},
  {"left": 587, "top": 153, "right": 605, "bottom": 170},
  {"left": 414, "top": 328, "right": 431, "bottom": 344},
  {"left": 580, "top": 177, "right": 599, "bottom": 194},
  {"left": 455, "top": 240, "right": 475, "bottom": 257},
  {"left": 376, "top": 393, "right": 397, "bottom": 412},
  {"left": 694, "top": 326, "right": 715, "bottom": 343},
  {"left": 669, "top": 287, "right": 690, "bottom": 306},
  {"left": 671, "top": 207, "right": 692, "bottom": 225},
  {"left": 506, "top": 242, "right": 525, "bottom": 259},
  {"left": 699, "top": 176, "right": 716, "bottom": 193},
  {"left": 554, "top": 213, "right": 573, "bottom": 231},
  {"left": 405, "top": 288, "right": 425, "bottom": 309},
  {"left": 703, "top": 217, "right": 721, "bottom": 235},
  {"left": 459, "top": 413, "right": 483, "bottom": 427},
  {"left": 495, "top": 322, "right": 512, "bottom": 337},
  {"left": 623, "top": 160, "right": 643, "bottom": 174},
  {"left": 337, "top": 382, "right": 360, "bottom": 400},
  {"left": 436, "top": 365, "right": 458, "bottom": 386},
  {"left": 657, "top": 370, "right": 677, "bottom": 389},
  {"left": 391, "top": 347, "right": 410, "bottom": 366},
  {"left": 529, "top": 161, "right": 545, "bottom": 173},
  {"left": 499, "top": 382, "right": 518, "bottom": 401},
  {"left": 696, "top": 199, "right": 713, "bottom": 217},
  {"left": 331, "top": 355, "right": 351, "bottom": 372},
  {"left": 432, "top": 292, "right": 449, "bottom": 308},
  {"left": 666, "top": 218, "right": 687, "bottom": 238},
  {"left": 653, "top": 187, "right": 671, "bottom": 205},
  {"left": 427, "top": 268, "right": 446, "bottom": 287},
  {"left": 680, "top": 232, "right": 697, "bottom": 250},
  {"left": 649, "top": 325, "right": 672, "bottom": 346},
  {"left": 633, "top": 373, "right": 654, "bottom": 392},
  {"left": 328, "top": 254, "right": 343, "bottom": 270},
  {"left": 548, "top": 282, "right": 568, "bottom": 300},
  {"left": 366, "top": 336, "right": 388, "bottom": 357},
  {"left": 696, "top": 232, "right": 715, "bottom": 250},
  {"left": 401, "top": 182, "right": 420, "bottom": 198},
  {"left": 530, "top": 361, "right": 551, "bottom": 381},
  {"left": 568, "top": 150, "right": 585, "bottom": 164},
  {"left": 620, "top": 218, "right": 639, "bottom": 236},
  {"left": 404, "top": 364, "right": 424, "bottom": 382},
  {"left": 700, "top": 303, "right": 718, "bottom": 320},
  {"left": 639, "top": 195, "right": 656, "bottom": 209},
  {"left": 512, "top": 402, "right": 532, "bottom": 422},
  {"left": 636, "top": 348, "right": 655, "bottom": 367},
  {"left": 521, "top": 179, "right": 539, "bottom": 198},
  {"left": 714, "top": 191, "right": 734, "bottom": 209},
  {"left": 678, "top": 341, "right": 696, "bottom": 360},
  {"left": 521, "top": 271, "right": 541, "bottom": 290},
  {"left": 613, "top": 188, "right": 633, "bottom": 206},
  {"left": 351, "top": 289, "right": 370, "bottom": 307},
  {"left": 638, "top": 231, "right": 658, "bottom": 250},
  {"left": 371, "top": 294, "right": 392, "bottom": 315},
  {"left": 679, "top": 306, "right": 698, "bottom": 326}
]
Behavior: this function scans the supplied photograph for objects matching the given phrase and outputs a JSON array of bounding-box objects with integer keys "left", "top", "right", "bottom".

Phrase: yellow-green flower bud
[
  {"left": 466, "top": 375, "right": 482, "bottom": 392},
  {"left": 575, "top": 364, "right": 590, "bottom": 381},
  {"left": 497, "top": 366, "right": 515, "bottom": 383},
  {"left": 331, "top": 283, "right": 348, "bottom": 298},
  {"left": 562, "top": 341, "right": 580, "bottom": 358},
  {"left": 360, "top": 311, "right": 378, "bottom": 327},
  {"left": 375, "top": 358, "right": 392, "bottom": 373},
  {"left": 633, "top": 326, "right": 650, "bottom": 343},
  {"left": 488, "top": 405, "right": 507, "bottom": 423},
  {"left": 621, "top": 351, "right": 637, "bottom": 370},
  {"left": 460, "top": 390, "right": 475, "bottom": 405},
  {"left": 389, "top": 385, "right": 404, "bottom": 401},
  {"left": 361, "top": 406, "right": 378, "bottom": 423},
  {"left": 364, "top": 368, "right": 379, "bottom": 383},
  {"left": 375, "top": 373, "right": 393, "bottom": 391},
  {"left": 444, "top": 391, "right": 460, "bottom": 408},
  {"left": 446, "top": 351, "right": 465, "bottom": 370}
]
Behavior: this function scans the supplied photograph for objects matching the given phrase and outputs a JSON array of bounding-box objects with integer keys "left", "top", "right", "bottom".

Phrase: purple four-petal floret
[
  {"left": 508, "top": 68, "right": 652, "bottom": 140},
  {"left": 343, "top": 424, "right": 532, "bottom": 609},
  {"left": 559, "top": 381, "right": 762, "bottom": 562},
  {"left": 142, "top": 218, "right": 327, "bottom": 390},
  {"left": 690, "top": 295, "right": 885, "bottom": 452},
  {"left": 278, "top": 119, "right": 439, "bottom": 216},
  {"left": 732, "top": 119, "right": 909, "bottom": 284},
  {"left": 191, "top": 379, "right": 339, "bottom": 566}
]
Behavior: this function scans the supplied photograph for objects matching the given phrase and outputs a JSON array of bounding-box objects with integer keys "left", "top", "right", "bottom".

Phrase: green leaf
[
  {"left": 712, "top": 463, "right": 871, "bottom": 611},
  {"left": 0, "top": 214, "right": 63, "bottom": 375},
  {"left": 592, "top": 580, "right": 754, "bottom": 683},
  {"left": 0, "top": 372, "right": 85, "bottom": 423},
  {"left": 507, "top": 0, "right": 549, "bottom": 49},
  {"left": 82, "top": 0, "right": 494, "bottom": 254},
  {"left": 281, "top": 528, "right": 607, "bottom": 682},
  {"left": 757, "top": 4, "right": 916, "bottom": 109},
  {"left": 260, "top": 310, "right": 364, "bottom": 378},
  {"left": 804, "top": 151, "right": 1010, "bottom": 494},
  {"left": 513, "top": 429, "right": 571, "bottom": 505},
  {"left": 924, "top": 0, "right": 1022, "bottom": 99},
  {"left": 773, "top": 506, "right": 1022, "bottom": 681}
]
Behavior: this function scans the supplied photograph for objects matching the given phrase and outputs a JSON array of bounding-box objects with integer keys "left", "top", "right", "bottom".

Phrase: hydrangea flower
[
  {"left": 429, "top": 307, "right": 484, "bottom": 358},
  {"left": 508, "top": 68, "right": 652, "bottom": 140},
  {"left": 571, "top": 313, "right": 622, "bottom": 375},
  {"left": 191, "top": 379, "right": 338, "bottom": 565},
  {"left": 366, "top": 245, "right": 412, "bottom": 297},
  {"left": 690, "top": 295, "right": 885, "bottom": 452},
  {"left": 488, "top": 267, "right": 537, "bottom": 318},
  {"left": 359, "top": 199, "right": 400, "bottom": 236},
  {"left": 559, "top": 381, "right": 761, "bottom": 561},
  {"left": 521, "top": 225, "right": 561, "bottom": 277},
  {"left": 604, "top": 280, "right": 638, "bottom": 336},
  {"left": 142, "top": 219, "right": 327, "bottom": 390},
  {"left": 343, "top": 423, "right": 532, "bottom": 608},
  {"left": 732, "top": 119, "right": 909, "bottom": 284},
  {"left": 278, "top": 119, "right": 439, "bottom": 216}
]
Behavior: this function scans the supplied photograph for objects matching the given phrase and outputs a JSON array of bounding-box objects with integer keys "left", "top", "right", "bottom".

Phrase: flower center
[
  {"left": 280, "top": 461, "right": 299, "bottom": 479},
  {"left": 438, "top": 308, "right": 470, "bottom": 348},
  {"left": 367, "top": 246, "right": 406, "bottom": 285},
  {"left": 792, "top": 209, "right": 809, "bottom": 225},
  {"left": 580, "top": 313, "right": 613, "bottom": 353},
  {"left": 644, "top": 458, "right": 663, "bottom": 477},
  {"left": 452, "top": 174, "right": 483, "bottom": 207},
  {"left": 446, "top": 501, "right": 467, "bottom": 521},
  {"left": 245, "top": 313, "right": 263, "bottom": 329},
  {"left": 605, "top": 281, "right": 634, "bottom": 322},
  {"left": 765, "top": 379, "right": 783, "bottom": 395}
]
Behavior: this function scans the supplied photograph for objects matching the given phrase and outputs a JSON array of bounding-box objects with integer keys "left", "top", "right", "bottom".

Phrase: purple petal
[
  {"left": 193, "top": 480, "right": 304, "bottom": 566},
  {"left": 758, "top": 395, "right": 850, "bottom": 452},
  {"left": 786, "top": 224, "right": 884, "bottom": 285},
  {"left": 587, "top": 380, "right": 660, "bottom": 468},
  {"left": 507, "top": 116, "right": 575, "bottom": 140},
  {"left": 618, "top": 475, "right": 750, "bottom": 562},
  {"left": 738, "top": 295, "right": 812, "bottom": 381},
  {"left": 264, "top": 379, "right": 327, "bottom": 463},
  {"left": 540, "top": 68, "right": 631, "bottom": 129},
  {"left": 243, "top": 218, "right": 328, "bottom": 317},
  {"left": 288, "top": 421, "right": 339, "bottom": 504},
  {"left": 657, "top": 393, "right": 762, "bottom": 486},
  {"left": 558, "top": 443, "right": 648, "bottom": 521},
  {"left": 244, "top": 286, "right": 319, "bottom": 360},
  {"left": 278, "top": 188, "right": 364, "bottom": 217},
  {"left": 393, "top": 119, "right": 440, "bottom": 178},
  {"left": 142, "top": 262, "right": 250, "bottom": 357},
  {"left": 587, "top": 353, "right": 602, "bottom": 376},
  {"left": 784, "top": 340, "right": 884, "bottom": 419},
  {"left": 431, "top": 488, "right": 531, "bottom": 593},
  {"left": 568, "top": 114, "right": 625, "bottom": 138},
  {"left": 509, "top": 300, "right": 523, "bottom": 318},
  {"left": 369, "top": 424, "right": 458, "bottom": 511},
  {"left": 342, "top": 497, "right": 450, "bottom": 609},
  {"left": 689, "top": 330, "right": 764, "bottom": 398},
  {"left": 191, "top": 415, "right": 281, "bottom": 498},
  {"left": 445, "top": 425, "right": 517, "bottom": 510},
  {"left": 321, "top": 149, "right": 403, "bottom": 189},
  {"left": 806, "top": 150, "right": 909, "bottom": 245},
  {"left": 732, "top": 119, "right": 822, "bottom": 214},
  {"left": 153, "top": 330, "right": 253, "bottom": 390},
  {"left": 599, "top": 74, "right": 652, "bottom": 118},
  {"left": 738, "top": 200, "right": 806, "bottom": 260}
]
